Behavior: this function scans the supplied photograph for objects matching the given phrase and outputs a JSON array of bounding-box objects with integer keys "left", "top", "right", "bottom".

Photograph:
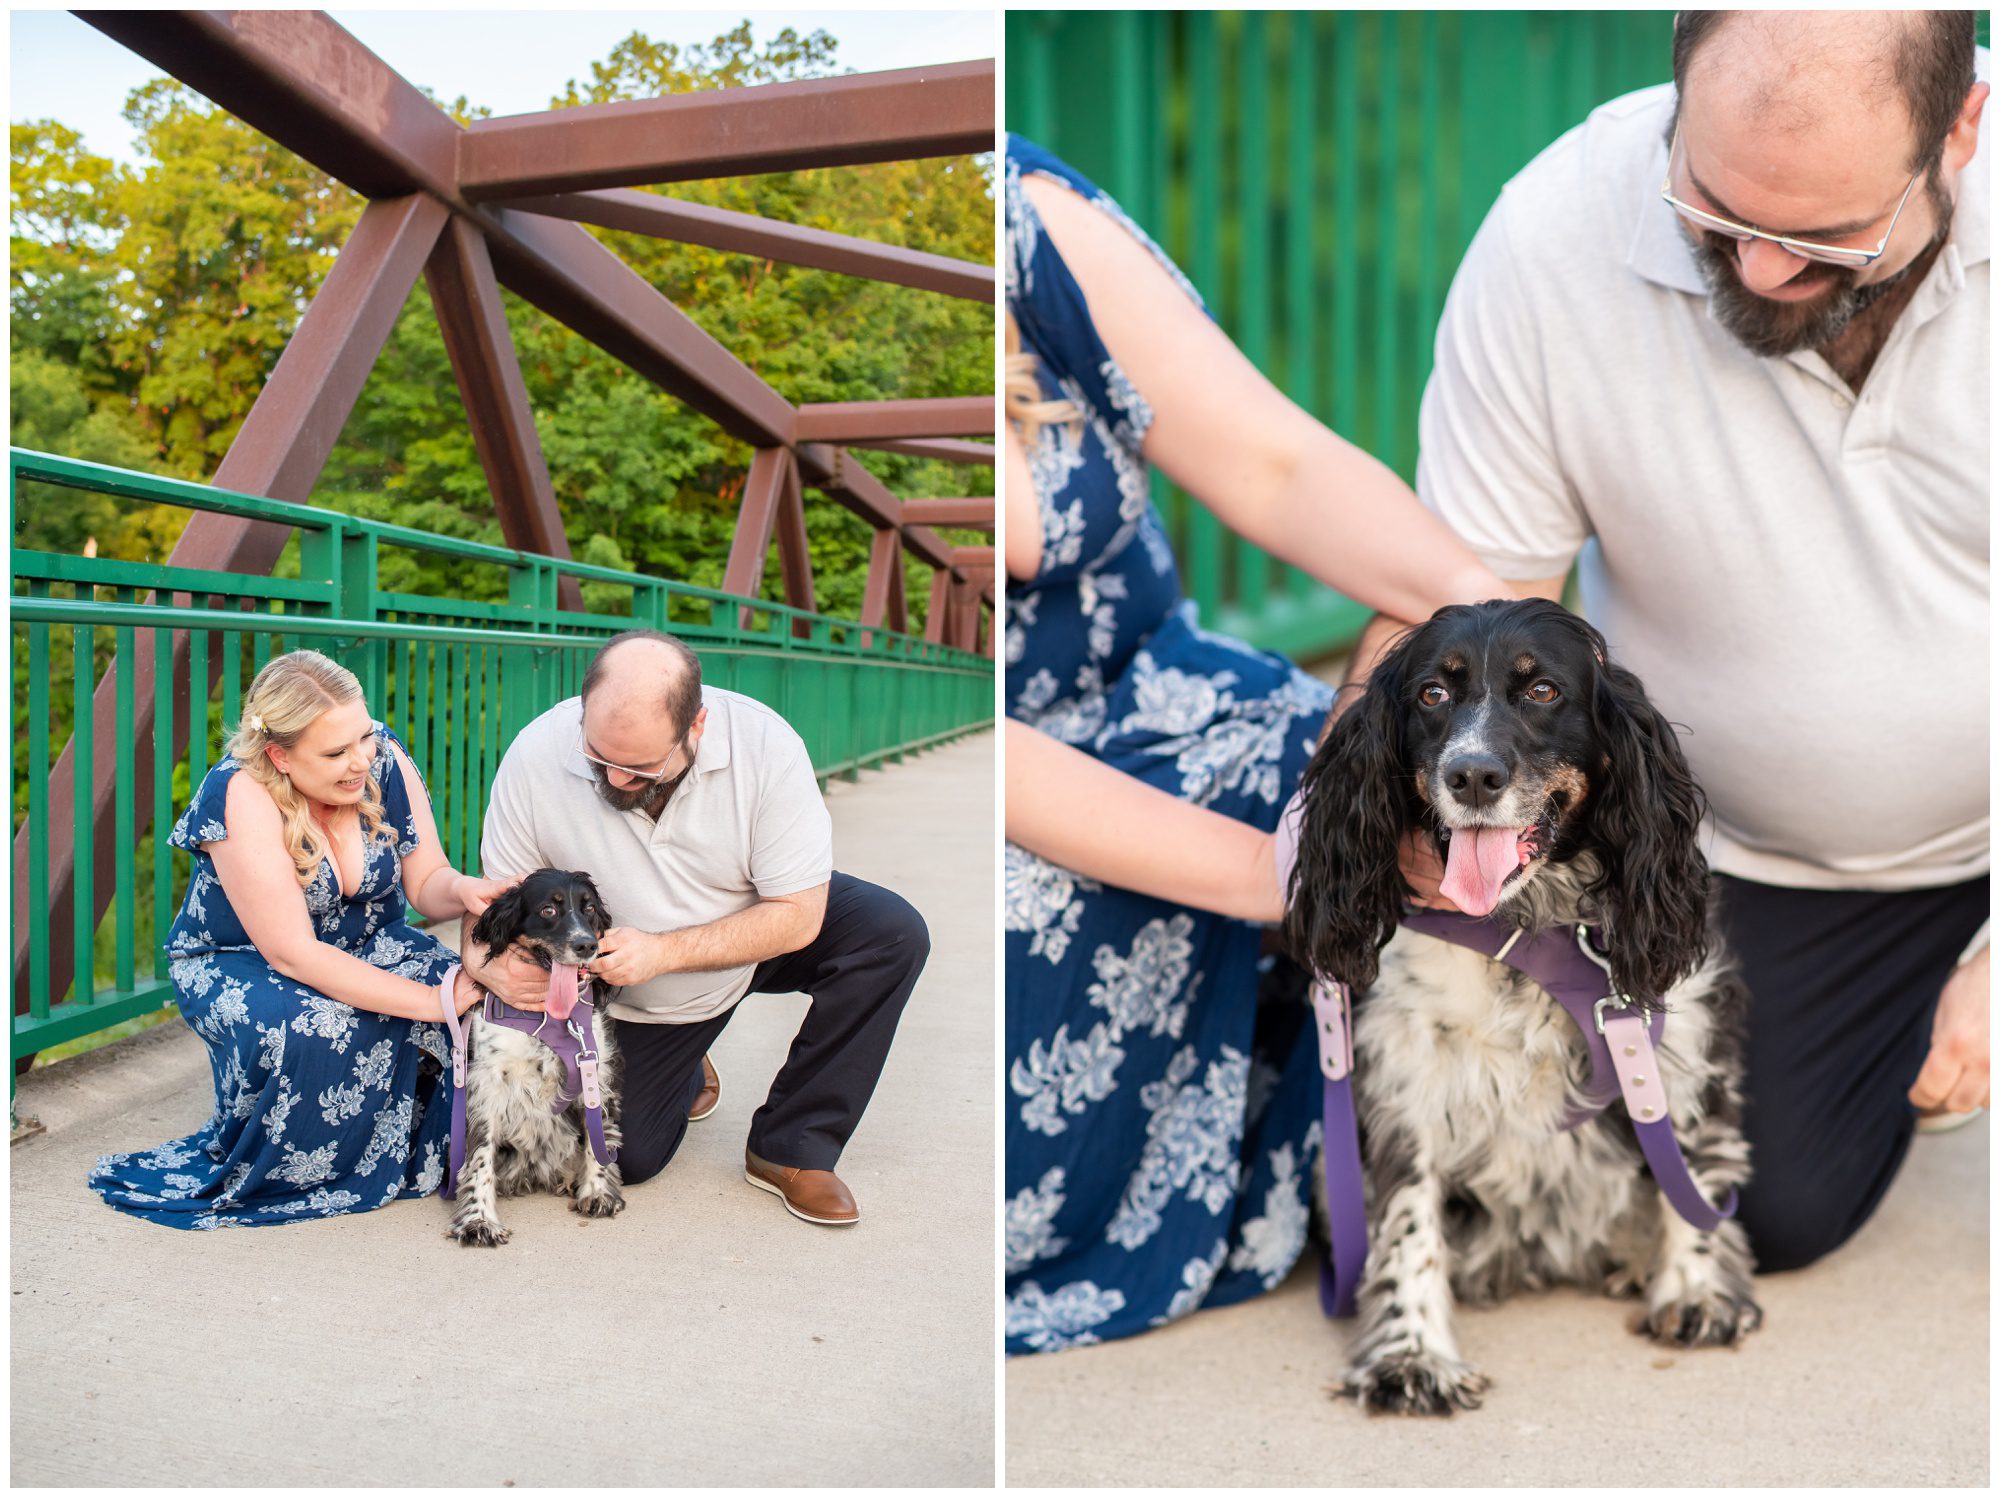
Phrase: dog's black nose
[{"left": 1444, "top": 752, "right": 1510, "bottom": 809}]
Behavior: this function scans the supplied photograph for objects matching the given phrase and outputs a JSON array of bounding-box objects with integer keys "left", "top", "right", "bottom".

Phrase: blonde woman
[
  {"left": 1003, "top": 137, "right": 1510, "bottom": 1351},
  {"left": 89, "top": 649, "right": 515, "bottom": 1228}
]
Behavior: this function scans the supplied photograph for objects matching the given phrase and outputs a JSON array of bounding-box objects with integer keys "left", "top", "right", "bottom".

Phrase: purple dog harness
[
  {"left": 435, "top": 962, "right": 617, "bottom": 1202},
  {"left": 1275, "top": 797, "right": 1737, "bottom": 1319}
]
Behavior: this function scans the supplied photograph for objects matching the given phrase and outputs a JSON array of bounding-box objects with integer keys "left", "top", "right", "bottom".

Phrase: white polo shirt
[
  {"left": 1416, "top": 69, "right": 1989, "bottom": 892},
  {"left": 480, "top": 689, "right": 833, "bottom": 1022}
]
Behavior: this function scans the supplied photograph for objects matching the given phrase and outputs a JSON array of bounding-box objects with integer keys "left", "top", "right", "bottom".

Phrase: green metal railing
[
  {"left": 10, "top": 447, "right": 992, "bottom": 1068},
  {"left": 1006, "top": 9, "right": 1676, "bottom": 657}
]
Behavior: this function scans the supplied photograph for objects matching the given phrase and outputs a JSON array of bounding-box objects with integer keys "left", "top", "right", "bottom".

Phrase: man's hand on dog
[
  {"left": 589, "top": 927, "right": 670, "bottom": 987},
  {"left": 1910, "top": 942, "right": 1990, "bottom": 1116}
]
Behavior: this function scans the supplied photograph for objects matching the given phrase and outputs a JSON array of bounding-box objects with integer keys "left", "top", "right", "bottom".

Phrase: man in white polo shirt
[
  {"left": 460, "top": 630, "right": 929, "bottom": 1226},
  {"left": 1347, "top": 11, "right": 1989, "bottom": 1272}
]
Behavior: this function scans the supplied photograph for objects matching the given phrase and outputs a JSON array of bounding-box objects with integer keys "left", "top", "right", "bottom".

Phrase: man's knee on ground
[
  {"left": 1738, "top": 1176, "right": 1875, "bottom": 1274},
  {"left": 615, "top": 1121, "right": 687, "bottom": 1188},
  {"left": 879, "top": 890, "right": 931, "bottom": 971}
]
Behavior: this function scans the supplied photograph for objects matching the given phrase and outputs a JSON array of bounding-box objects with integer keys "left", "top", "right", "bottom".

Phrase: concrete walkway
[
  {"left": 1006, "top": 1114, "right": 1988, "bottom": 1487},
  {"left": 11, "top": 731, "right": 995, "bottom": 1488}
]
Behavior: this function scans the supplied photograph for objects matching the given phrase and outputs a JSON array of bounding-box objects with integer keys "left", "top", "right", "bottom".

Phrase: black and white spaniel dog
[
  {"left": 449, "top": 867, "right": 625, "bottom": 1246},
  {"left": 1284, "top": 597, "right": 1760, "bottom": 1416}
]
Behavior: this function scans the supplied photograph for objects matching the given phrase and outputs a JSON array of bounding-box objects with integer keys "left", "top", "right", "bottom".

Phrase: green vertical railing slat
[
  {"left": 153, "top": 624, "right": 173, "bottom": 978},
  {"left": 28, "top": 603, "right": 50, "bottom": 1018},
  {"left": 1374, "top": 12, "right": 1403, "bottom": 479},
  {"left": 188, "top": 623, "right": 209, "bottom": 786},
  {"left": 1234, "top": 9, "right": 1270, "bottom": 623},
  {"left": 222, "top": 626, "right": 242, "bottom": 744},
  {"left": 72, "top": 623, "right": 95, "bottom": 1007},
  {"left": 1285, "top": 11, "right": 1318, "bottom": 604},
  {"left": 1332, "top": 10, "right": 1360, "bottom": 448},
  {"left": 114, "top": 598, "right": 136, "bottom": 992},
  {"left": 1185, "top": 8, "right": 1223, "bottom": 616}
]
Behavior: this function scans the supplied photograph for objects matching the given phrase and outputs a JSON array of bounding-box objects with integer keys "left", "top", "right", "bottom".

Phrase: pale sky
[{"left": 10, "top": 8, "right": 996, "bottom": 170}]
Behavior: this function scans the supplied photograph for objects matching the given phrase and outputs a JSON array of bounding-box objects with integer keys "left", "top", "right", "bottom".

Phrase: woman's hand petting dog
[
  {"left": 589, "top": 927, "right": 668, "bottom": 987},
  {"left": 454, "top": 872, "right": 524, "bottom": 918}
]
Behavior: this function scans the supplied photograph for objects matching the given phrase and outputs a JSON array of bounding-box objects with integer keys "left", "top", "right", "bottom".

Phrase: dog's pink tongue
[
  {"left": 1439, "top": 827, "right": 1528, "bottom": 917},
  {"left": 545, "top": 963, "right": 580, "bottom": 1023}
]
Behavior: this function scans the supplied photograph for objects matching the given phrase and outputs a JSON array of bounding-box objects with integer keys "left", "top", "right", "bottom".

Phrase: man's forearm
[{"left": 656, "top": 894, "right": 825, "bottom": 975}]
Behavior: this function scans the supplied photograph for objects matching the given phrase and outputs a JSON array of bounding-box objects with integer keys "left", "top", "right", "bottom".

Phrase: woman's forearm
[
  {"left": 269, "top": 941, "right": 453, "bottom": 1023},
  {"left": 1214, "top": 426, "right": 1501, "bottom": 623},
  {"left": 1005, "top": 720, "right": 1283, "bottom": 923},
  {"left": 409, "top": 864, "right": 470, "bottom": 923}
]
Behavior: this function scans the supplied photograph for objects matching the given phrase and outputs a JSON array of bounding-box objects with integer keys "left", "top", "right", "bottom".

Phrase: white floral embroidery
[
  {"left": 138, "top": 1139, "right": 198, "bottom": 1171},
  {"left": 319, "top": 1081, "right": 366, "bottom": 1126},
  {"left": 262, "top": 1076, "right": 299, "bottom": 1145},
  {"left": 357, "top": 1096, "right": 415, "bottom": 1177},
  {"left": 1098, "top": 358, "right": 1154, "bottom": 450},
  {"left": 160, "top": 1173, "right": 206, "bottom": 1199},
  {"left": 1015, "top": 668, "right": 1060, "bottom": 715},
  {"left": 170, "top": 954, "right": 222, "bottom": 1001},
  {"left": 1087, "top": 916, "right": 1198, "bottom": 1041},
  {"left": 1004, "top": 592, "right": 1038, "bottom": 667},
  {"left": 1006, "top": 1279, "right": 1128, "bottom": 1353},
  {"left": 353, "top": 1038, "right": 395, "bottom": 1091},
  {"left": 367, "top": 932, "right": 411, "bottom": 969},
  {"left": 413, "top": 1139, "right": 443, "bottom": 1198},
  {"left": 1229, "top": 1135, "right": 1318, "bottom": 1290},
  {"left": 1105, "top": 1045, "right": 1249, "bottom": 1250},
  {"left": 258, "top": 1187, "right": 362, "bottom": 1216},
  {"left": 1004, "top": 846, "right": 1097, "bottom": 966},
  {"left": 1157, "top": 1237, "right": 1230, "bottom": 1324},
  {"left": 268, "top": 1140, "right": 339, "bottom": 1189},
  {"left": 1011, "top": 1022, "right": 1125, "bottom": 1137},
  {"left": 1006, "top": 1167, "right": 1072, "bottom": 1275},
  {"left": 290, "top": 995, "right": 358, "bottom": 1053},
  {"left": 217, "top": 1161, "right": 253, "bottom": 1205}
]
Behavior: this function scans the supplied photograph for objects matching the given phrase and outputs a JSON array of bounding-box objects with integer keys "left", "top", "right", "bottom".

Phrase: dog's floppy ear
[
  {"left": 1282, "top": 629, "right": 1422, "bottom": 991},
  {"left": 470, "top": 878, "right": 533, "bottom": 959},
  {"left": 1583, "top": 643, "right": 1710, "bottom": 1005}
]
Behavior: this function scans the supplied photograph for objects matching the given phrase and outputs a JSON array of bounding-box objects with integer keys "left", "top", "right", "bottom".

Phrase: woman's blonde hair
[
  {"left": 1006, "top": 313, "right": 1082, "bottom": 453},
  {"left": 225, "top": 650, "right": 395, "bottom": 887}
]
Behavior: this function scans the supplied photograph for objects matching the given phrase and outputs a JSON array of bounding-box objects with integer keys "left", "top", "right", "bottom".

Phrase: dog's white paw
[
  {"left": 571, "top": 1183, "right": 625, "bottom": 1220},
  {"left": 450, "top": 1215, "right": 511, "bottom": 1248},
  {"left": 1342, "top": 1350, "right": 1490, "bottom": 1416},
  {"left": 1641, "top": 1286, "right": 1762, "bottom": 1348}
]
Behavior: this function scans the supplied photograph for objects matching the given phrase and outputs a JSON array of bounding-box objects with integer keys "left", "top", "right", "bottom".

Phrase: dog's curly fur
[
  {"left": 1285, "top": 599, "right": 1761, "bottom": 1416},
  {"left": 448, "top": 868, "right": 625, "bottom": 1246}
]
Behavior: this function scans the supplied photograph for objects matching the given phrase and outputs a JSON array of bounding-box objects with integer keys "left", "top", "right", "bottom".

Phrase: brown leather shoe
[
  {"left": 688, "top": 1054, "right": 720, "bottom": 1122},
  {"left": 744, "top": 1148, "right": 859, "bottom": 1226}
]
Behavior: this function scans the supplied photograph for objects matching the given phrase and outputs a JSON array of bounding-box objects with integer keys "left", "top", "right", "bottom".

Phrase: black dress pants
[
  {"left": 613, "top": 872, "right": 929, "bottom": 1185},
  {"left": 1720, "top": 871, "right": 1988, "bottom": 1273}
]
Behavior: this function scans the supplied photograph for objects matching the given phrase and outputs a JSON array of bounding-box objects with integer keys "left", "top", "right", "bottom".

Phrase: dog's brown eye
[
  {"left": 539, "top": 905, "right": 557, "bottom": 919},
  {"left": 1418, "top": 683, "right": 1449, "bottom": 708},
  {"left": 1527, "top": 680, "right": 1561, "bottom": 703}
]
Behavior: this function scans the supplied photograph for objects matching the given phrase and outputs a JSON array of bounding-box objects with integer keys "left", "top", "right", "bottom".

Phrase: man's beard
[
  {"left": 1689, "top": 171, "right": 1951, "bottom": 358},
  {"left": 591, "top": 763, "right": 687, "bottom": 817}
]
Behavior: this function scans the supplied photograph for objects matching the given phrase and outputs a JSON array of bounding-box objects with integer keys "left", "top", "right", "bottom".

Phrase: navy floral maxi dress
[
  {"left": 88, "top": 723, "right": 457, "bottom": 1229},
  {"left": 1003, "top": 137, "right": 1336, "bottom": 1353}
]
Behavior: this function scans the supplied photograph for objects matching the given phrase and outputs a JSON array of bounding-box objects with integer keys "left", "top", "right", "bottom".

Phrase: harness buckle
[{"left": 1593, "top": 994, "right": 1636, "bottom": 1035}]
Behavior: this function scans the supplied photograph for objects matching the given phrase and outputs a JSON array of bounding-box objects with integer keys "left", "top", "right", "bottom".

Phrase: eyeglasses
[
  {"left": 575, "top": 728, "right": 693, "bottom": 784},
  {"left": 1660, "top": 120, "right": 1924, "bottom": 269}
]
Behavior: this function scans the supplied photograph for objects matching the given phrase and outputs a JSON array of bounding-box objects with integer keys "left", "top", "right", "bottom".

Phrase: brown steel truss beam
[
  {"left": 12, "top": 191, "right": 451, "bottom": 1029},
  {"left": 458, "top": 61, "right": 996, "bottom": 198},
  {"left": 949, "top": 546, "right": 997, "bottom": 571},
  {"left": 855, "top": 437, "right": 996, "bottom": 465},
  {"left": 794, "top": 397, "right": 994, "bottom": 445},
  {"left": 506, "top": 190, "right": 995, "bottom": 303},
  {"left": 424, "top": 215, "right": 584, "bottom": 611},
  {"left": 900, "top": 498, "right": 994, "bottom": 530}
]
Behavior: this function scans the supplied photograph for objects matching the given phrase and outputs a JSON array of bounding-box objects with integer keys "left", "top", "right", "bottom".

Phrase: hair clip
[{"left": 247, "top": 713, "right": 264, "bottom": 732}]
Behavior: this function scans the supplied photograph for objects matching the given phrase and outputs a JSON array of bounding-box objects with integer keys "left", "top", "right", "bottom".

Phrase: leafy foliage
[{"left": 11, "top": 23, "right": 994, "bottom": 625}]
